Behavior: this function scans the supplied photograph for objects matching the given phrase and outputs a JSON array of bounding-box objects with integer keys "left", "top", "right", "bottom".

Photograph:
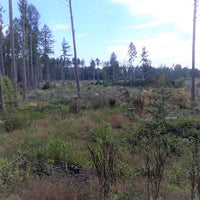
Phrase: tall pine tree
[
  {"left": 18, "top": 0, "right": 27, "bottom": 100},
  {"left": 40, "top": 24, "right": 54, "bottom": 81},
  {"left": 9, "top": 0, "right": 18, "bottom": 107}
]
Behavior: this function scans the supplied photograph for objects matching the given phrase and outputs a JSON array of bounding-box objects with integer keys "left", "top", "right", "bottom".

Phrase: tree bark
[
  {"left": 68, "top": 0, "right": 80, "bottom": 98},
  {"left": 9, "top": 0, "right": 18, "bottom": 107},
  {"left": 30, "top": 30, "right": 35, "bottom": 88},
  {"left": 191, "top": 0, "right": 197, "bottom": 101},
  {"left": 35, "top": 53, "right": 39, "bottom": 87},
  {"left": 22, "top": 0, "right": 27, "bottom": 100},
  {"left": 0, "top": 30, "right": 5, "bottom": 76},
  {"left": 0, "top": 71, "right": 5, "bottom": 112}
]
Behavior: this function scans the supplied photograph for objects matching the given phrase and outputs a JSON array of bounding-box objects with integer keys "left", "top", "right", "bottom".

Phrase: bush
[
  {"left": 29, "top": 147, "right": 53, "bottom": 176},
  {"left": 88, "top": 122, "right": 117, "bottom": 197},
  {"left": 1, "top": 112, "right": 31, "bottom": 132},
  {"left": 46, "top": 140, "right": 69, "bottom": 165},
  {"left": 95, "top": 81, "right": 110, "bottom": 87},
  {"left": 113, "top": 79, "right": 146, "bottom": 87},
  {"left": 2, "top": 77, "right": 15, "bottom": 107},
  {"left": 42, "top": 82, "right": 51, "bottom": 90},
  {"left": 0, "top": 158, "right": 22, "bottom": 192},
  {"left": 172, "top": 77, "right": 185, "bottom": 88}
]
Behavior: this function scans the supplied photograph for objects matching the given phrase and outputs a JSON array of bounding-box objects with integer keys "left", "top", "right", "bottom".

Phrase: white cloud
[
  {"left": 76, "top": 33, "right": 88, "bottom": 38},
  {"left": 123, "top": 20, "right": 169, "bottom": 30},
  {"left": 54, "top": 24, "right": 71, "bottom": 31},
  {"left": 107, "top": 0, "right": 200, "bottom": 68},
  {"left": 106, "top": 32, "right": 196, "bottom": 67},
  {"left": 109, "top": 0, "right": 194, "bottom": 33}
]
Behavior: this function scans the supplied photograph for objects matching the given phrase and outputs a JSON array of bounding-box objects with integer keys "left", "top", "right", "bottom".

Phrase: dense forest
[{"left": 1, "top": 0, "right": 200, "bottom": 200}]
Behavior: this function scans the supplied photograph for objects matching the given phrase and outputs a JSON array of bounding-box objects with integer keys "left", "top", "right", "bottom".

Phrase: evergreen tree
[
  {"left": 80, "top": 59, "right": 85, "bottom": 80},
  {"left": 128, "top": 42, "right": 137, "bottom": 66},
  {"left": 95, "top": 58, "right": 100, "bottom": 66},
  {"left": 95, "top": 58, "right": 100, "bottom": 80},
  {"left": 90, "top": 59, "right": 95, "bottom": 80},
  {"left": 110, "top": 52, "right": 119, "bottom": 82},
  {"left": 141, "top": 47, "right": 151, "bottom": 81},
  {"left": 40, "top": 24, "right": 54, "bottom": 81}
]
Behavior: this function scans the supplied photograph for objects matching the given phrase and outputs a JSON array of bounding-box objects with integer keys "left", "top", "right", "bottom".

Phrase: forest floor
[{"left": 0, "top": 81, "right": 199, "bottom": 200}]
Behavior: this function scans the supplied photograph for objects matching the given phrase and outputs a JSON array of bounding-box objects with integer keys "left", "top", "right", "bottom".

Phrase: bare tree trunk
[
  {"left": 0, "top": 31, "right": 5, "bottom": 76},
  {"left": 35, "top": 54, "right": 39, "bottom": 87},
  {"left": 0, "top": 70, "right": 5, "bottom": 112},
  {"left": 191, "top": 0, "right": 197, "bottom": 101},
  {"left": 30, "top": 31, "right": 35, "bottom": 88},
  {"left": 93, "top": 69, "right": 95, "bottom": 81},
  {"left": 22, "top": 0, "right": 27, "bottom": 100},
  {"left": 0, "top": 6, "right": 6, "bottom": 111},
  {"left": 68, "top": 0, "right": 80, "bottom": 98},
  {"left": 46, "top": 57, "right": 50, "bottom": 81},
  {"left": 62, "top": 58, "right": 66, "bottom": 84},
  {"left": 9, "top": 0, "right": 18, "bottom": 107},
  {"left": 26, "top": 51, "right": 30, "bottom": 87}
]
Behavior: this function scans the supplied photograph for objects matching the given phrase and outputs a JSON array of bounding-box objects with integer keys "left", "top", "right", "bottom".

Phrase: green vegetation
[
  {"left": 0, "top": 0, "right": 199, "bottom": 199},
  {"left": 2, "top": 77, "right": 15, "bottom": 108},
  {"left": 0, "top": 83, "right": 199, "bottom": 199}
]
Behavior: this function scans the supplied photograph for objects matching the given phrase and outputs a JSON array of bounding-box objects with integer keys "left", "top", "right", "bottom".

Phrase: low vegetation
[{"left": 0, "top": 81, "right": 199, "bottom": 200}]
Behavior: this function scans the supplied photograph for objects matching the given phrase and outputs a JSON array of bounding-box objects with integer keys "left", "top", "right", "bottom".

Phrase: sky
[{"left": 1, "top": 0, "right": 200, "bottom": 68}]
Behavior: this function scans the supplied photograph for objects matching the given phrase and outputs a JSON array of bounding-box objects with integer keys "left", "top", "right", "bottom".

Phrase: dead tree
[
  {"left": 191, "top": 0, "right": 198, "bottom": 101},
  {"left": 68, "top": 0, "right": 81, "bottom": 98}
]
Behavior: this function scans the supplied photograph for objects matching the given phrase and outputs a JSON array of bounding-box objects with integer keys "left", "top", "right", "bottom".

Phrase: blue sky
[{"left": 1, "top": 0, "right": 199, "bottom": 68}]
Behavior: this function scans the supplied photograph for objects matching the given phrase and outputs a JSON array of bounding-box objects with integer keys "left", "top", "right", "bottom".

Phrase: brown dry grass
[
  {"left": 104, "top": 114, "right": 131, "bottom": 129},
  {"left": 20, "top": 177, "right": 101, "bottom": 200},
  {"left": 21, "top": 180, "right": 75, "bottom": 200}
]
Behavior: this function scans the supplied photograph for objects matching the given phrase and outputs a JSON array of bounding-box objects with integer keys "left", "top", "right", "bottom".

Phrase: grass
[{"left": 0, "top": 84, "right": 200, "bottom": 199}]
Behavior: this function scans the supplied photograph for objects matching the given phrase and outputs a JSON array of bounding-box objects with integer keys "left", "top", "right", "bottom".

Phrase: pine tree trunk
[
  {"left": 0, "top": 31, "right": 5, "bottom": 76},
  {"left": 46, "top": 57, "right": 50, "bottom": 81},
  {"left": 26, "top": 51, "right": 30, "bottom": 87},
  {"left": 0, "top": 71, "right": 5, "bottom": 112},
  {"left": 9, "top": 0, "right": 18, "bottom": 107},
  {"left": 35, "top": 54, "right": 39, "bottom": 87},
  {"left": 191, "top": 0, "right": 197, "bottom": 101},
  {"left": 22, "top": 0, "right": 27, "bottom": 100},
  {"left": 69, "top": 0, "right": 80, "bottom": 98},
  {"left": 30, "top": 31, "right": 35, "bottom": 88}
]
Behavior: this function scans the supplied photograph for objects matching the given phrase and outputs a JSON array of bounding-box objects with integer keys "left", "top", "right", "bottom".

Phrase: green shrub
[
  {"left": 46, "top": 140, "right": 69, "bottom": 165},
  {"left": 29, "top": 147, "right": 53, "bottom": 176},
  {"left": 2, "top": 77, "right": 15, "bottom": 107},
  {"left": 173, "top": 77, "right": 185, "bottom": 88},
  {"left": 22, "top": 106, "right": 48, "bottom": 120},
  {"left": 88, "top": 122, "right": 117, "bottom": 197},
  {"left": 0, "top": 158, "right": 24, "bottom": 192},
  {"left": 42, "top": 82, "right": 51, "bottom": 90},
  {"left": 1, "top": 112, "right": 31, "bottom": 132}
]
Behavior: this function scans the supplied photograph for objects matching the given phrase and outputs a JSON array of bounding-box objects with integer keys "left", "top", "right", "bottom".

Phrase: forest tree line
[{"left": 0, "top": 1, "right": 198, "bottom": 98}]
